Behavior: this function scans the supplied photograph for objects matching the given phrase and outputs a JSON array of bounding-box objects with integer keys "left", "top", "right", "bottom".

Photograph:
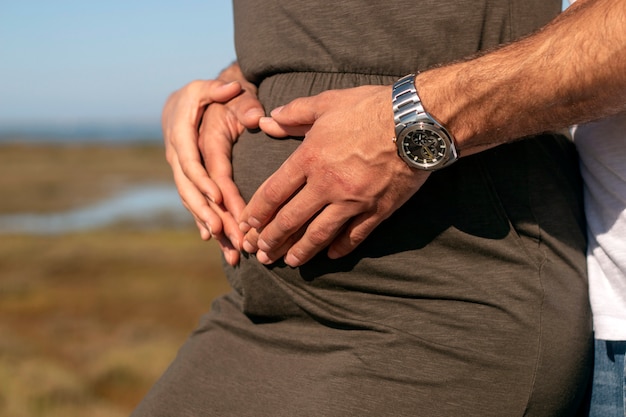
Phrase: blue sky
[
  {"left": 1, "top": 1, "right": 570, "bottom": 129},
  {"left": 0, "top": 1, "right": 236, "bottom": 127}
]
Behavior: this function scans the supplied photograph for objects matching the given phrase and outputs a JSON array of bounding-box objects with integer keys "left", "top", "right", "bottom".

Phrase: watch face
[{"left": 400, "top": 123, "right": 449, "bottom": 169}]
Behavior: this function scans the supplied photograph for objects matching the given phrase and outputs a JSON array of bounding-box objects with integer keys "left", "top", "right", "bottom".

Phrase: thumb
[
  {"left": 259, "top": 116, "right": 311, "bottom": 138},
  {"left": 269, "top": 97, "right": 318, "bottom": 125},
  {"left": 230, "top": 90, "right": 265, "bottom": 129},
  {"left": 258, "top": 98, "right": 318, "bottom": 137}
]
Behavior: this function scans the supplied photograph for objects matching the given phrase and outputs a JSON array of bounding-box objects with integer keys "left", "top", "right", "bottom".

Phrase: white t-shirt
[
  {"left": 573, "top": 113, "right": 626, "bottom": 340},
  {"left": 566, "top": 0, "right": 626, "bottom": 341}
]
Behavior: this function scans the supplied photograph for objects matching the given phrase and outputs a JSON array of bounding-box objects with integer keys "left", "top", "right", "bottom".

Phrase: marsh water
[{"left": 0, "top": 184, "right": 189, "bottom": 234}]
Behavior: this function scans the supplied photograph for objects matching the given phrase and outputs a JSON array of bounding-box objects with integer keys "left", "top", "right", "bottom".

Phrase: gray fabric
[
  {"left": 234, "top": 0, "right": 561, "bottom": 82},
  {"left": 132, "top": 1, "right": 592, "bottom": 416}
]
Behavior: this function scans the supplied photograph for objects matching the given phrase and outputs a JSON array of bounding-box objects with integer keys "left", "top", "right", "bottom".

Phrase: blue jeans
[{"left": 588, "top": 339, "right": 626, "bottom": 417}]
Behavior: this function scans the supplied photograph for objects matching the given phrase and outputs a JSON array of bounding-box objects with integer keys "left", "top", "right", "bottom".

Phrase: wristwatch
[{"left": 392, "top": 74, "right": 458, "bottom": 171}]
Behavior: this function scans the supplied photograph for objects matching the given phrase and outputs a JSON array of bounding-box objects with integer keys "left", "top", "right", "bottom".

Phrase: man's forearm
[{"left": 417, "top": 0, "right": 626, "bottom": 155}]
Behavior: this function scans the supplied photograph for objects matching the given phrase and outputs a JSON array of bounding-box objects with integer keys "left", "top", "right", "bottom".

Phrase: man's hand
[
  {"left": 162, "top": 70, "right": 264, "bottom": 265},
  {"left": 239, "top": 85, "right": 431, "bottom": 267}
]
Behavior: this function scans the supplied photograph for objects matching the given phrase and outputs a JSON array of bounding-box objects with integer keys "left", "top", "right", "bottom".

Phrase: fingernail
[
  {"left": 271, "top": 106, "right": 284, "bottom": 116},
  {"left": 229, "top": 234, "right": 241, "bottom": 250},
  {"left": 205, "top": 193, "right": 216, "bottom": 204},
  {"left": 242, "top": 240, "right": 256, "bottom": 253},
  {"left": 257, "top": 238, "right": 270, "bottom": 252},
  {"left": 259, "top": 116, "right": 272, "bottom": 123},
  {"left": 285, "top": 253, "right": 301, "bottom": 268},
  {"left": 246, "top": 108, "right": 265, "bottom": 119},
  {"left": 205, "top": 223, "right": 214, "bottom": 237},
  {"left": 247, "top": 217, "right": 261, "bottom": 229},
  {"left": 239, "top": 222, "right": 251, "bottom": 233},
  {"left": 224, "top": 251, "right": 232, "bottom": 265},
  {"left": 256, "top": 251, "right": 273, "bottom": 265}
]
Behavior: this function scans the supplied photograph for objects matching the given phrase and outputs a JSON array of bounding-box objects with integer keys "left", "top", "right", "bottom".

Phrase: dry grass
[
  {"left": 0, "top": 143, "right": 230, "bottom": 416},
  {"left": 0, "top": 142, "right": 174, "bottom": 214}
]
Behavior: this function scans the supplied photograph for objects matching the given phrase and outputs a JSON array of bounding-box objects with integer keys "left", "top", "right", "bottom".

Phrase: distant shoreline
[{"left": 0, "top": 122, "right": 163, "bottom": 144}]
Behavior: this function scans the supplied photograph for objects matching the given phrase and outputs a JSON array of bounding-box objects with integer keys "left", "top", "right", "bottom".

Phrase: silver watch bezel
[
  {"left": 395, "top": 120, "right": 457, "bottom": 171},
  {"left": 392, "top": 74, "right": 458, "bottom": 171}
]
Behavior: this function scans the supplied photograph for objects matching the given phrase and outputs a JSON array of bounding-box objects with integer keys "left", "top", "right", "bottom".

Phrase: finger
[
  {"left": 208, "top": 200, "right": 244, "bottom": 251},
  {"left": 282, "top": 204, "right": 354, "bottom": 267},
  {"left": 186, "top": 188, "right": 243, "bottom": 267},
  {"left": 242, "top": 227, "right": 260, "bottom": 254},
  {"left": 229, "top": 90, "right": 265, "bottom": 128},
  {"left": 182, "top": 194, "right": 223, "bottom": 237},
  {"left": 194, "top": 219, "right": 212, "bottom": 240},
  {"left": 190, "top": 194, "right": 243, "bottom": 265},
  {"left": 325, "top": 171, "right": 431, "bottom": 259},
  {"left": 191, "top": 79, "right": 243, "bottom": 107},
  {"left": 174, "top": 139, "right": 223, "bottom": 205},
  {"left": 163, "top": 81, "right": 246, "bottom": 203},
  {"left": 215, "top": 232, "right": 241, "bottom": 266},
  {"left": 256, "top": 226, "right": 306, "bottom": 265},
  {"left": 254, "top": 182, "right": 327, "bottom": 254},
  {"left": 326, "top": 211, "right": 384, "bottom": 260},
  {"left": 178, "top": 150, "right": 223, "bottom": 204},
  {"left": 258, "top": 98, "right": 320, "bottom": 138},
  {"left": 197, "top": 109, "right": 247, "bottom": 221},
  {"left": 258, "top": 116, "right": 311, "bottom": 138},
  {"left": 165, "top": 118, "right": 222, "bottom": 205},
  {"left": 239, "top": 154, "right": 307, "bottom": 230},
  {"left": 171, "top": 158, "right": 224, "bottom": 236},
  {"left": 269, "top": 97, "right": 319, "bottom": 125},
  {"left": 216, "top": 177, "right": 246, "bottom": 224}
]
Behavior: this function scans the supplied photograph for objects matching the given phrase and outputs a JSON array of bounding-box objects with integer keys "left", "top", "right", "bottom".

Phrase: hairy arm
[{"left": 419, "top": 0, "right": 626, "bottom": 155}]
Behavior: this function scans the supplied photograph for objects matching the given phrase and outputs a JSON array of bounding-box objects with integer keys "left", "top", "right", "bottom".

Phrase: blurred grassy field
[{"left": 0, "top": 143, "right": 230, "bottom": 417}]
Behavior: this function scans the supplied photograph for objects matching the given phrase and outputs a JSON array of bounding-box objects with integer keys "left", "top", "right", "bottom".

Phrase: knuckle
[
  {"left": 260, "top": 180, "right": 285, "bottom": 206},
  {"left": 306, "top": 225, "right": 331, "bottom": 247},
  {"left": 186, "top": 79, "right": 206, "bottom": 93},
  {"left": 320, "top": 89, "right": 337, "bottom": 100},
  {"left": 348, "top": 228, "right": 368, "bottom": 246},
  {"left": 179, "top": 161, "right": 194, "bottom": 178},
  {"left": 275, "top": 211, "right": 298, "bottom": 233},
  {"left": 164, "top": 147, "right": 176, "bottom": 165},
  {"left": 289, "top": 246, "right": 308, "bottom": 263},
  {"left": 348, "top": 218, "right": 379, "bottom": 247},
  {"left": 260, "top": 234, "right": 279, "bottom": 249}
]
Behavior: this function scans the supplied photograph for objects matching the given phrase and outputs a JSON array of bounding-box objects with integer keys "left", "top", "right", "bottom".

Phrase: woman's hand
[{"left": 162, "top": 68, "right": 264, "bottom": 265}]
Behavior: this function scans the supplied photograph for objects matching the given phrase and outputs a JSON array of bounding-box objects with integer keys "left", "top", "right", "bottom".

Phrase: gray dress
[{"left": 132, "top": 1, "right": 592, "bottom": 416}]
